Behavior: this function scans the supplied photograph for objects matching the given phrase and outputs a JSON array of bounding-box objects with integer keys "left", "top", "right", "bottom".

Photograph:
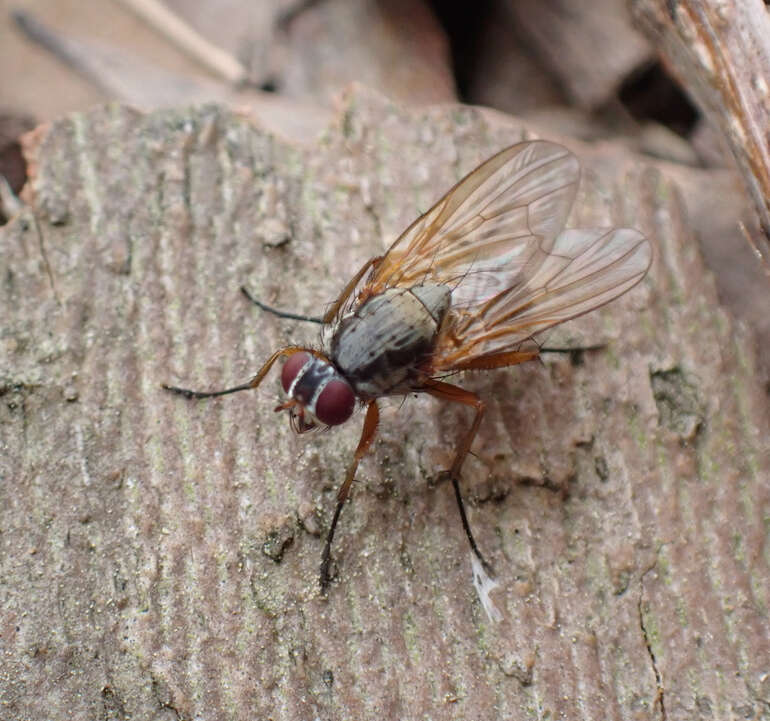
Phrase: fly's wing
[
  {"left": 339, "top": 139, "right": 650, "bottom": 371},
  {"left": 352, "top": 140, "right": 581, "bottom": 307},
  {"left": 433, "top": 227, "right": 652, "bottom": 369}
]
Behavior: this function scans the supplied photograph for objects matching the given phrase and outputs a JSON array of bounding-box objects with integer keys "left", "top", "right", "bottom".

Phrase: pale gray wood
[{"left": 1, "top": 90, "right": 767, "bottom": 720}]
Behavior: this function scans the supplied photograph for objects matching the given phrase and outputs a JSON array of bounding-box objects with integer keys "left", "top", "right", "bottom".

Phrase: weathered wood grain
[{"left": 1, "top": 89, "right": 767, "bottom": 720}]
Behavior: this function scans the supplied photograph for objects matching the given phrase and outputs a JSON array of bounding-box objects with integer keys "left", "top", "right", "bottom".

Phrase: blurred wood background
[{"left": 1, "top": 1, "right": 768, "bottom": 720}]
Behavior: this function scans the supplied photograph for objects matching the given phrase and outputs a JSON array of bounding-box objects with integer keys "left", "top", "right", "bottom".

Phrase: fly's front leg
[
  {"left": 422, "top": 379, "right": 494, "bottom": 576},
  {"left": 161, "top": 346, "right": 308, "bottom": 398},
  {"left": 240, "top": 287, "right": 324, "bottom": 324},
  {"left": 320, "top": 400, "right": 380, "bottom": 591},
  {"left": 241, "top": 255, "right": 381, "bottom": 325}
]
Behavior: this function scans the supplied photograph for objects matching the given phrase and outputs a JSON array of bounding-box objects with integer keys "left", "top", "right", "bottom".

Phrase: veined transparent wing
[
  {"left": 355, "top": 140, "right": 580, "bottom": 305},
  {"left": 337, "top": 139, "right": 650, "bottom": 370},
  {"left": 433, "top": 227, "right": 652, "bottom": 369}
]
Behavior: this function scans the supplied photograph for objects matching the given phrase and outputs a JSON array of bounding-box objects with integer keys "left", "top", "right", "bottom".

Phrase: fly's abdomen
[{"left": 330, "top": 285, "right": 451, "bottom": 397}]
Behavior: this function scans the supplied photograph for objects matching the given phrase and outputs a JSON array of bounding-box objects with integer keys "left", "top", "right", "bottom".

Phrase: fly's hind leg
[
  {"left": 422, "top": 349, "right": 550, "bottom": 572},
  {"left": 421, "top": 379, "right": 495, "bottom": 576}
]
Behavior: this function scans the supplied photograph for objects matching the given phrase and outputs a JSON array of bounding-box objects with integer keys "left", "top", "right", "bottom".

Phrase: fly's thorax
[
  {"left": 330, "top": 284, "right": 451, "bottom": 398},
  {"left": 280, "top": 352, "right": 355, "bottom": 431}
]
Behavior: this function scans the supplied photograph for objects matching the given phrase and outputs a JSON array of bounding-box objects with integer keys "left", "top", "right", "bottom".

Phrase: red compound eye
[
  {"left": 315, "top": 379, "right": 355, "bottom": 426},
  {"left": 281, "top": 352, "right": 312, "bottom": 393}
]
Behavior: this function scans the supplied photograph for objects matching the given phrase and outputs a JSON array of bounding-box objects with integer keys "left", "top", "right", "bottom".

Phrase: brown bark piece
[
  {"left": 630, "top": 0, "right": 770, "bottom": 264},
  {"left": 1, "top": 89, "right": 768, "bottom": 720}
]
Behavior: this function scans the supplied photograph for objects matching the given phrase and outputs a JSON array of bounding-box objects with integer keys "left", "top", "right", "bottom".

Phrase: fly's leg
[
  {"left": 320, "top": 400, "right": 380, "bottom": 590},
  {"left": 161, "top": 346, "right": 308, "bottom": 398},
  {"left": 539, "top": 344, "right": 605, "bottom": 353},
  {"left": 240, "top": 287, "right": 324, "bottom": 324},
  {"left": 447, "top": 349, "right": 539, "bottom": 372},
  {"left": 240, "top": 255, "right": 382, "bottom": 326},
  {"left": 422, "top": 379, "right": 495, "bottom": 576},
  {"left": 539, "top": 343, "right": 605, "bottom": 366}
]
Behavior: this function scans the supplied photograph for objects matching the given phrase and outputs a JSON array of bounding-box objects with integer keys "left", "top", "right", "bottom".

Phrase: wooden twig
[
  {"left": 739, "top": 221, "right": 770, "bottom": 278},
  {"left": 630, "top": 0, "right": 770, "bottom": 265},
  {"left": 113, "top": 0, "right": 248, "bottom": 85}
]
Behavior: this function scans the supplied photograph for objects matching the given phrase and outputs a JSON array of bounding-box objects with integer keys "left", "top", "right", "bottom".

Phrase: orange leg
[
  {"left": 161, "top": 346, "right": 309, "bottom": 398},
  {"left": 320, "top": 400, "right": 380, "bottom": 590},
  {"left": 422, "top": 379, "right": 495, "bottom": 575},
  {"left": 446, "top": 348, "right": 539, "bottom": 373},
  {"left": 446, "top": 345, "right": 607, "bottom": 373}
]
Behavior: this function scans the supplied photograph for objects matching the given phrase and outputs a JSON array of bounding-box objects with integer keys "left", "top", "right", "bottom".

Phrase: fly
[{"left": 162, "top": 140, "right": 652, "bottom": 593}]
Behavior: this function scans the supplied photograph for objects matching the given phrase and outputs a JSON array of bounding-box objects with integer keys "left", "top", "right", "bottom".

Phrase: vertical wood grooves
[{"left": 1, "top": 97, "right": 767, "bottom": 719}]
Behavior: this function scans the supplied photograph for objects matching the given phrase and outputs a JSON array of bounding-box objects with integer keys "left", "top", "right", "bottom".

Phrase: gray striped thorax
[{"left": 330, "top": 284, "right": 451, "bottom": 398}]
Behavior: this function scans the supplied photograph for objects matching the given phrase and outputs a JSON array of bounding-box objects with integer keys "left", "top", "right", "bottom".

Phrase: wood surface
[{"left": 1, "top": 87, "right": 768, "bottom": 720}]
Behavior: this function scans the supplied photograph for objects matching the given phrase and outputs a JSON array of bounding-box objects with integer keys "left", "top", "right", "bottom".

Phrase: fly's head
[{"left": 277, "top": 351, "right": 355, "bottom": 433}]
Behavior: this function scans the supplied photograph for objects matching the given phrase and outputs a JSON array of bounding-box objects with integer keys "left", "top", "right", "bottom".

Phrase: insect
[{"left": 163, "top": 140, "right": 652, "bottom": 591}]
